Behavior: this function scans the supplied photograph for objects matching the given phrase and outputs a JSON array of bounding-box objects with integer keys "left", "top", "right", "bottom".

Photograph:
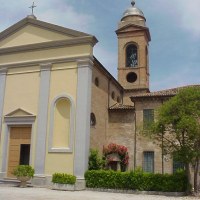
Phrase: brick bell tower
[{"left": 116, "top": 0, "right": 151, "bottom": 100}]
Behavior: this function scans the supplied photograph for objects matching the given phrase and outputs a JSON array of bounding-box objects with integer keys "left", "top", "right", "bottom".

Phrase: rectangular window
[
  {"left": 143, "top": 109, "right": 154, "bottom": 129},
  {"left": 173, "top": 159, "right": 184, "bottom": 173},
  {"left": 143, "top": 151, "right": 154, "bottom": 173}
]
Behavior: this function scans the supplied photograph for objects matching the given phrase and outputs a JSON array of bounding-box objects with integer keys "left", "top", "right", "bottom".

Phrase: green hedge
[
  {"left": 52, "top": 173, "right": 76, "bottom": 185},
  {"left": 85, "top": 170, "right": 187, "bottom": 192}
]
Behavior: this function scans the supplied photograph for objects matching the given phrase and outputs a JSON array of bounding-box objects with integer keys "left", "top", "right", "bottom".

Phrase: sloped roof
[
  {"left": 93, "top": 57, "right": 124, "bottom": 91},
  {"left": 0, "top": 16, "right": 93, "bottom": 42},
  {"left": 109, "top": 103, "right": 135, "bottom": 110},
  {"left": 131, "top": 85, "right": 200, "bottom": 100}
]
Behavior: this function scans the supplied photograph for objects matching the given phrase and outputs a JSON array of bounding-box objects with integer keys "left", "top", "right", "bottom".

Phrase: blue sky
[{"left": 0, "top": 0, "right": 199, "bottom": 91}]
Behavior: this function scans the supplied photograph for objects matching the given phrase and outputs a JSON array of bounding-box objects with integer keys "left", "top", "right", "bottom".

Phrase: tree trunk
[
  {"left": 194, "top": 158, "right": 199, "bottom": 193},
  {"left": 185, "top": 163, "right": 192, "bottom": 194}
]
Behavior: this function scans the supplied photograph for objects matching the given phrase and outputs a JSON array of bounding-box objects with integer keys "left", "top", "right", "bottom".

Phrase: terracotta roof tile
[
  {"left": 131, "top": 85, "right": 200, "bottom": 99},
  {"left": 109, "top": 103, "right": 135, "bottom": 110}
]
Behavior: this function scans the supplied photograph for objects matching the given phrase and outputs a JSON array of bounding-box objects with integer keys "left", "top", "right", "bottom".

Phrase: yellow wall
[
  {"left": 44, "top": 154, "right": 74, "bottom": 175},
  {"left": 3, "top": 67, "right": 40, "bottom": 115},
  {"left": 0, "top": 21, "right": 93, "bottom": 176},
  {"left": 1, "top": 66, "right": 40, "bottom": 168},
  {"left": 0, "top": 45, "right": 92, "bottom": 66},
  {"left": 0, "top": 25, "right": 71, "bottom": 48},
  {"left": 45, "top": 62, "right": 77, "bottom": 175},
  {"left": 53, "top": 98, "right": 70, "bottom": 148}
]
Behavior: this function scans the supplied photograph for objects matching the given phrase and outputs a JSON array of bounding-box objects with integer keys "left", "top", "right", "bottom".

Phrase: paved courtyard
[{"left": 0, "top": 186, "right": 198, "bottom": 200}]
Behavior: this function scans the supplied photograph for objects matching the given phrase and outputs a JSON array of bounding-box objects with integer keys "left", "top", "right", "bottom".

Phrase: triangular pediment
[
  {"left": 116, "top": 24, "right": 151, "bottom": 41},
  {"left": 5, "top": 108, "right": 35, "bottom": 117},
  {"left": 0, "top": 17, "right": 92, "bottom": 48},
  {"left": 117, "top": 23, "right": 147, "bottom": 33}
]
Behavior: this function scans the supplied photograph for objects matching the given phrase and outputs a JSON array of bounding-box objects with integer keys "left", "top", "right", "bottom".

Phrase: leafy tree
[{"left": 148, "top": 87, "right": 200, "bottom": 193}]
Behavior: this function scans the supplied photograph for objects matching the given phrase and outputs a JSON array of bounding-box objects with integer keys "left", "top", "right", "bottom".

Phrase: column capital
[
  {"left": 40, "top": 63, "right": 52, "bottom": 71},
  {"left": 0, "top": 68, "right": 8, "bottom": 75},
  {"left": 77, "top": 56, "right": 94, "bottom": 70}
]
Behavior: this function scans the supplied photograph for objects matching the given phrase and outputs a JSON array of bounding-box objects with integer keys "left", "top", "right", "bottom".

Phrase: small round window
[
  {"left": 90, "top": 113, "right": 96, "bottom": 126},
  {"left": 95, "top": 77, "right": 99, "bottom": 87},
  {"left": 126, "top": 72, "right": 137, "bottom": 83}
]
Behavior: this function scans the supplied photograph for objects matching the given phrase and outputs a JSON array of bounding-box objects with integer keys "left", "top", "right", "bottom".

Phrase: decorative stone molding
[
  {"left": 0, "top": 37, "right": 98, "bottom": 55},
  {"left": 0, "top": 55, "right": 92, "bottom": 69}
]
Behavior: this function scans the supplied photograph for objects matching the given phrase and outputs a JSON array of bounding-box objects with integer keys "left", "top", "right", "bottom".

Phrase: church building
[{"left": 0, "top": 1, "right": 199, "bottom": 188}]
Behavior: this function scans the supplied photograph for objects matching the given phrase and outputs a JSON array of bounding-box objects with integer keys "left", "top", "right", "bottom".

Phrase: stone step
[{"left": 0, "top": 178, "right": 20, "bottom": 187}]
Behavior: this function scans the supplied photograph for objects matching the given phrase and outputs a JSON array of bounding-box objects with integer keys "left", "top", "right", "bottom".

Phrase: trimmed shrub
[
  {"left": 85, "top": 169, "right": 187, "bottom": 192},
  {"left": 88, "top": 149, "right": 103, "bottom": 170},
  {"left": 13, "top": 165, "right": 34, "bottom": 178},
  {"left": 52, "top": 173, "right": 76, "bottom": 185}
]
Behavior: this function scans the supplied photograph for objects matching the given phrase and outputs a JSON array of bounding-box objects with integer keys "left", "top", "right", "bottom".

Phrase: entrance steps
[{"left": 0, "top": 178, "right": 20, "bottom": 187}]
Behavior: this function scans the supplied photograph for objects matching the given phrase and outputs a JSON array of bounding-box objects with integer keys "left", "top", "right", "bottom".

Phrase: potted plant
[
  {"left": 52, "top": 173, "right": 76, "bottom": 191},
  {"left": 12, "top": 165, "right": 34, "bottom": 187},
  {"left": 103, "top": 143, "right": 129, "bottom": 171}
]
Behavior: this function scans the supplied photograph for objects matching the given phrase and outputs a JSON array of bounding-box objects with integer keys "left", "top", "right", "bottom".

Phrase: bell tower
[{"left": 116, "top": 0, "right": 151, "bottom": 95}]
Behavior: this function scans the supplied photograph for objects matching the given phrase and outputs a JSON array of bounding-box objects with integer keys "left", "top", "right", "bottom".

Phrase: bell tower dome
[{"left": 116, "top": 0, "right": 151, "bottom": 96}]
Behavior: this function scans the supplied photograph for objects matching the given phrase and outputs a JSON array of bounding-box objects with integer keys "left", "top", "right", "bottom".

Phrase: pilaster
[
  {"left": 0, "top": 68, "right": 7, "bottom": 140},
  {"left": 34, "top": 63, "right": 51, "bottom": 175},
  {"left": 74, "top": 58, "right": 93, "bottom": 179}
]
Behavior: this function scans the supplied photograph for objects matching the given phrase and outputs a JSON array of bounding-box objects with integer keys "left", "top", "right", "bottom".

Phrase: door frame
[
  {"left": 7, "top": 126, "right": 32, "bottom": 177},
  {"left": 1, "top": 115, "right": 35, "bottom": 179}
]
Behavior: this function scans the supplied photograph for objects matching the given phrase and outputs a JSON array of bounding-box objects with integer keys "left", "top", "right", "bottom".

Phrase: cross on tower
[
  {"left": 29, "top": 2, "right": 36, "bottom": 15},
  {"left": 131, "top": 0, "right": 136, "bottom": 7}
]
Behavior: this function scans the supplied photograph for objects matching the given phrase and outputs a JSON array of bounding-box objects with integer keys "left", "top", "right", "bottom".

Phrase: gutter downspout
[{"left": 134, "top": 104, "right": 137, "bottom": 170}]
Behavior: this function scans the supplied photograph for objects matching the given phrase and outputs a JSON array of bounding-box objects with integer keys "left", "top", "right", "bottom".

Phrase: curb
[{"left": 87, "top": 188, "right": 186, "bottom": 197}]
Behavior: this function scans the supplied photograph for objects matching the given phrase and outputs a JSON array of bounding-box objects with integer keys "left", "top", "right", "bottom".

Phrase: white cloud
[
  {"left": 36, "top": 0, "right": 95, "bottom": 33},
  {"left": 148, "top": 0, "right": 200, "bottom": 39},
  {"left": 176, "top": 0, "right": 200, "bottom": 38}
]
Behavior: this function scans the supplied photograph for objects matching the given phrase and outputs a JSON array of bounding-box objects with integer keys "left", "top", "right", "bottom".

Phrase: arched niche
[{"left": 48, "top": 94, "right": 75, "bottom": 153}]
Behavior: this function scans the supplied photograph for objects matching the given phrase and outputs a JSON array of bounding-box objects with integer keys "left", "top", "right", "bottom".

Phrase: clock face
[{"left": 126, "top": 45, "right": 138, "bottom": 67}]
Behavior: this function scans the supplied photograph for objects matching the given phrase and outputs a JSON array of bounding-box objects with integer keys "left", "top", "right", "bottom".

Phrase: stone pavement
[{"left": 0, "top": 186, "right": 198, "bottom": 200}]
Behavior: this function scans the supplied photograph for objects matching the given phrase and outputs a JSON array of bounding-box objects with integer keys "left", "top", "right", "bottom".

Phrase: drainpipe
[
  {"left": 107, "top": 78, "right": 111, "bottom": 108},
  {"left": 134, "top": 106, "right": 137, "bottom": 170}
]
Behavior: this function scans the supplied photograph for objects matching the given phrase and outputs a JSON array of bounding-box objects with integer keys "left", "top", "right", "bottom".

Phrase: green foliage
[
  {"left": 13, "top": 165, "right": 34, "bottom": 177},
  {"left": 52, "top": 173, "right": 76, "bottom": 185},
  {"left": 145, "top": 87, "right": 200, "bottom": 192},
  {"left": 88, "top": 149, "right": 103, "bottom": 170},
  {"left": 151, "top": 87, "right": 200, "bottom": 161},
  {"left": 85, "top": 169, "right": 188, "bottom": 192}
]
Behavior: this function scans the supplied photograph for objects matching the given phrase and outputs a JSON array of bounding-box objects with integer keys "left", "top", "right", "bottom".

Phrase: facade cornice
[
  {"left": 0, "top": 55, "right": 93, "bottom": 69},
  {"left": 0, "top": 36, "right": 98, "bottom": 55}
]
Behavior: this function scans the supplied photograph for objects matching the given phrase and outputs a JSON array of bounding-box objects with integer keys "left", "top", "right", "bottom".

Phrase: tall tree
[{"left": 148, "top": 87, "right": 200, "bottom": 193}]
